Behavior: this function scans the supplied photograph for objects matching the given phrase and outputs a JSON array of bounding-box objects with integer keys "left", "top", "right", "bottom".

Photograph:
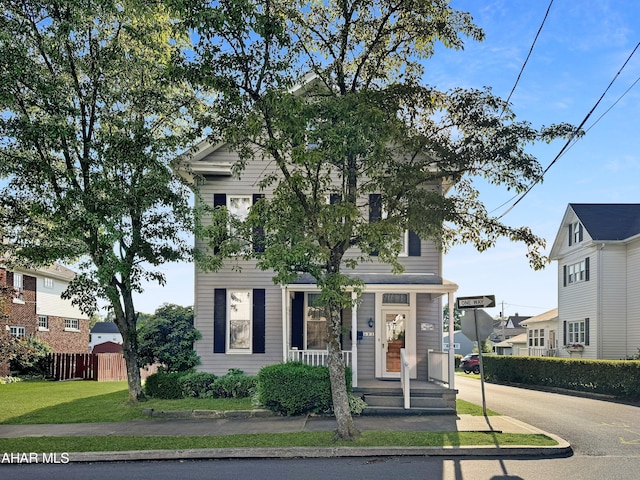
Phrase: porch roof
[{"left": 289, "top": 273, "right": 458, "bottom": 294}]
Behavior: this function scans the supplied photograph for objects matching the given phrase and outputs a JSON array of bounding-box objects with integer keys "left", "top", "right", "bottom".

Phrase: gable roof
[
  {"left": 571, "top": 203, "right": 640, "bottom": 241},
  {"left": 505, "top": 315, "right": 530, "bottom": 328},
  {"left": 90, "top": 322, "right": 121, "bottom": 334},
  {"left": 520, "top": 308, "right": 558, "bottom": 326}
]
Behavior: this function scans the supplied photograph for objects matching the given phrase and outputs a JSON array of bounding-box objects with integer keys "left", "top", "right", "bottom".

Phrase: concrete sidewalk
[{"left": 0, "top": 413, "right": 571, "bottom": 462}]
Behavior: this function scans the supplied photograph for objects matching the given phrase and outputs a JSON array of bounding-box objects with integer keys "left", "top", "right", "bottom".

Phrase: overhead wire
[{"left": 496, "top": 40, "right": 640, "bottom": 219}]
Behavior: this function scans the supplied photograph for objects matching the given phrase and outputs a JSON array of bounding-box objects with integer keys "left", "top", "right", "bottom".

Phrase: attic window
[{"left": 569, "top": 221, "right": 583, "bottom": 246}]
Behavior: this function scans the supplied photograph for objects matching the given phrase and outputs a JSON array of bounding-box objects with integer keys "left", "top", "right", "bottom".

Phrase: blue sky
[{"left": 134, "top": 0, "right": 640, "bottom": 318}]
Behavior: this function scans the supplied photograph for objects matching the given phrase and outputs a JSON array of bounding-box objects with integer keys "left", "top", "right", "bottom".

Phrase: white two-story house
[
  {"left": 180, "top": 140, "right": 460, "bottom": 412},
  {"left": 549, "top": 204, "right": 640, "bottom": 359}
]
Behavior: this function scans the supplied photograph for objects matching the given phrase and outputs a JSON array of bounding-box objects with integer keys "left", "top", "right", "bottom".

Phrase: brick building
[{"left": 0, "top": 264, "right": 89, "bottom": 376}]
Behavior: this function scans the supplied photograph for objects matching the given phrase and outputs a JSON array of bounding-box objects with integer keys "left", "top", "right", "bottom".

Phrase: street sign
[
  {"left": 461, "top": 309, "right": 494, "bottom": 341},
  {"left": 456, "top": 295, "right": 496, "bottom": 309}
]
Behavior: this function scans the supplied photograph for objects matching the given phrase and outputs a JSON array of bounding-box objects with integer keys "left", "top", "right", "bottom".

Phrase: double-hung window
[
  {"left": 228, "top": 195, "right": 252, "bottom": 252},
  {"left": 65, "top": 318, "right": 80, "bottom": 331},
  {"left": 564, "top": 257, "right": 589, "bottom": 286},
  {"left": 13, "top": 272, "right": 23, "bottom": 291},
  {"left": 306, "top": 293, "right": 328, "bottom": 350},
  {"left": 38, "top": 315, "right": 49, "bottom": 331},
  {"left": 10, "top": 326, "right": 25, "bottom": 338},
  {"left": 528, "top": 328, "right": 545, "bottom": 347},
  {"left": 568, "top": 320, "right": 585, "bottom": 344},
  {"left": 228, "top": 290, "right": 252, "bottom": 353}
]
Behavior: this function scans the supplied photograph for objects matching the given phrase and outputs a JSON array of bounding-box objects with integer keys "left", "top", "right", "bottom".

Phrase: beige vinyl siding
[
  {"left": 600, "top": 245, "right": 627, "bottom": 359},
  {"left": 416, "top": 293, "right": 442, "bottom": 381},
  {"left": 356, "top": 293, "right": 376, "bottom": 380},
  {"left": 626, "top": 240, "right": 640, "bottom": 357}
]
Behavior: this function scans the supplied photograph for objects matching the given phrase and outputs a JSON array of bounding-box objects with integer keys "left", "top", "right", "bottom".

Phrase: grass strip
[{"left": 0, "top": 431, "right": 556, "bottom": 453}]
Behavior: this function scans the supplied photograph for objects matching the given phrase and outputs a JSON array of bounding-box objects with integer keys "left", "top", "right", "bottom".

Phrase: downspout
[{"left": 281, "top": 285, "right": 288, "bottom": 362}]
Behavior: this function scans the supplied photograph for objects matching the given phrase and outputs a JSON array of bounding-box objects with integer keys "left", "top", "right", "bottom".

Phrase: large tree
[
  {"left": 183, "top": 0, "right": 575, "bottom": 439},
  {"left": 0, "top": 0, "right": 202, "bottom": 401}
]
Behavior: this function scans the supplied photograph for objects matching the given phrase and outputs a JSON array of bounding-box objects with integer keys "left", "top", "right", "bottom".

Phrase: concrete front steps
[{"left": 354, "top": 383, "right": 457, "bottom": 416}]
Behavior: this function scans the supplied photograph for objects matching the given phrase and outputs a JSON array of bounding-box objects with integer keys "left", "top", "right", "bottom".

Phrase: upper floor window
[
  {"left": 228, "top": 195, "right": 252, "bottom": 252},
  {"left": 569, "top": 221, "right": 583, "bottom": 246},
  {"left": 13, "top": 272, "right": 23, "bottom": 290},
  {"left": 64, "top": 318, "right": 80, "bottom": 331},
  {"left": 564, "top": 257, "right": 590, "bottom": 286},
  {"left": 10, "top": 326, "right": 25, "bottom": 338}
]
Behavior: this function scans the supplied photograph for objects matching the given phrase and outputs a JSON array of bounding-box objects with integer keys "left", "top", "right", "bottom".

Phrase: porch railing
[
  {"left": 287, "top": 349, "right": 352, "bottom": 368},
  {"left": 528, "top": 347, "right": 559, "bottom": 357},
  {"left": 428, "top": 349, "right": 448, "bottom": 384},
  {"left": 400, "top": 348, "right": 410, "bottom": 409}
]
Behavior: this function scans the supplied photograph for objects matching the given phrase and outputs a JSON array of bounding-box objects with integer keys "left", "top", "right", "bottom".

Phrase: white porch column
[
  {"left": 351, "top": 290, "right": 358, "bottom": 388},
  {"left": 281, "top": 286, "right": 288, "bottom": 363},
  {"left": 448, "top": 291, "right": 455, "bottom": 389}
]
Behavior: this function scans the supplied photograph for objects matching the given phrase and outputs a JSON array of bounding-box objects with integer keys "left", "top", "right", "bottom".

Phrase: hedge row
[
  {"left": 483, "top": 355, "right": 640, "bottom": 399},
  {"left": 145, "top": 369, "right": 256, "bottom": 399}
]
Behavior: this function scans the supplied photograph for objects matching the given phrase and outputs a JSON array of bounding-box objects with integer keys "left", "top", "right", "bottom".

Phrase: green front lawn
[{"left": 0, "top": 380, "right": 252, "bottom": 425}]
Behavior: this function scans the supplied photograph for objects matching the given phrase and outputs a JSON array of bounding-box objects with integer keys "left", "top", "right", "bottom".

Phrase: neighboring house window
[
  {"left": 569, "top": 221, "right": 583, "bottom": 246},
  {"left": 10, "top": 326, "right": 25, "bottom": 338},
  {"left": 228, "top": 290, "right": 252, "bottom": 353},
  {"left": 38, "top": 315, "right": 49, "bottom": 330},
  {"left": 528, "top": 329, "right": 545, "bottom": 347},
  {"left": 565, "top": 318, "right": 590, "bottom": 345},
  {"left": 44, "top": 278, "right": 54, "bottom": 288},
  {"left": 13, "top": 272, "right": 23, "bottom": 290},
  {"left": 65, "top": 318, "right": 80, "bottom": 331},
  {"left": 563, "top": 257, "right": 590, "bottom": 286},
  {"left": 306, "top": 293, "right": 328, "bottom": 350}
]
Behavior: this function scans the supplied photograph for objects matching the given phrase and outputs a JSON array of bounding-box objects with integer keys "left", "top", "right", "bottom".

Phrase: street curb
[{"left": 68, "top": 440, "right": 572, "bottom": 463}]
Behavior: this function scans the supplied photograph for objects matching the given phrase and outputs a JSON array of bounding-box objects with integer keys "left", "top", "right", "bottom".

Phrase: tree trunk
[
  {"left": 327, "top": 306, "right": 360, "bottom": 440},
  {"left": 110, "top": 285, "right": 144, "bottom": 402}
]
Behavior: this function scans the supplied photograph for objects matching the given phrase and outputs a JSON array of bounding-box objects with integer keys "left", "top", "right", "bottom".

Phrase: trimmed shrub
[
  {"left": 483, "top": 355, "right": 640, "bottom": 399},
  {"left": 211, "top": 370, "right": 256, "bottom": 398},
  {"left": 144, "top": 371, "right": 188, "bottom": 399},
  {"left": 256, "top": 362, "right": 352, "bottom": 416},
  {"left": 179, "top": 372, "right": 217, "bottom": 398}
]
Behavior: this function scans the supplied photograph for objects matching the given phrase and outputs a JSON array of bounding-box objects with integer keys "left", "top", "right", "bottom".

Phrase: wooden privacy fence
[{"left": 45, "top": 353, "right": 159, "bottom": 382}]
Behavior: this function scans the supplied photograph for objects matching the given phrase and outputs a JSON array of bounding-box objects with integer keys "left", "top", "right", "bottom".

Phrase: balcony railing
[{"left": 287, "top": 349, "right": 352, "bottom": 368}]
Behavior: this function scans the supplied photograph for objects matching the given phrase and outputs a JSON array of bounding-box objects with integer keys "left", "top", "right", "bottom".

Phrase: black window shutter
[
  {"left": 568, "top": 223, "right": 573, "bottom": 246},
  {"left": 563, "top": 265, "right": 567, "bottom": 287},
  {"left": 584, "top": 318, "right": 590, "bottom": 345},
  {"left": 291, "top": 292, "right": 304, "bottom": 350},
  {"left": 369, "top": 194, "right": 382, "bottom": 256},
  {"left": 213, "top": 194, "right": 227, "bottom": 255},
  {"left": 585, "top": 257, "right": 590, "bottom": 282},
  {"left": 563, "top": 321, "right": 567, "bottom": 345},
  {"left": 252, "top": 194, "right": 265, "bottom": 253},
  {"left": 252, "top": 289, "right": 266, "bottom": 354},
  {"left": 408, "top": 231, "right": 421, "bottom": 256},
  {"left": 330, "top": 193, "right": 341, "bottom": 204},
  {"left": 579, "top": 224, "right": 583, "bottom": 242},
  {"left": 213, "top": 288, "right": 227, "bottom": 353}
]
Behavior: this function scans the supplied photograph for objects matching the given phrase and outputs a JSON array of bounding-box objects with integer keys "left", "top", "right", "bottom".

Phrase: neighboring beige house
[
  {"left": 493, "top": 333, "right": 528, "bottom": 356},
  {"left": 178, "top": 138, "right": 460, "bottom": 412},
  {"left": 520, "top": 308, "right": 560, "bottom": 357},
  {"left": 550, "top": 204, "right": 640, "bottom": 360}
]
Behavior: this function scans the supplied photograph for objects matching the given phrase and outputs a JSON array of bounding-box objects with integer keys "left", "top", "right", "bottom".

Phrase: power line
[
  {"left": 501, "top": 0, "right": 554, "bottom": 115},
  {"left": 497, "top": 40, "right": 640, "bottom": 219}
]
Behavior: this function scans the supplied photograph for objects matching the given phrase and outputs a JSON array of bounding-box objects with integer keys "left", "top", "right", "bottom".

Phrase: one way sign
[{"left": 456, "top": 295, "right": 496, "bottom": 309}]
